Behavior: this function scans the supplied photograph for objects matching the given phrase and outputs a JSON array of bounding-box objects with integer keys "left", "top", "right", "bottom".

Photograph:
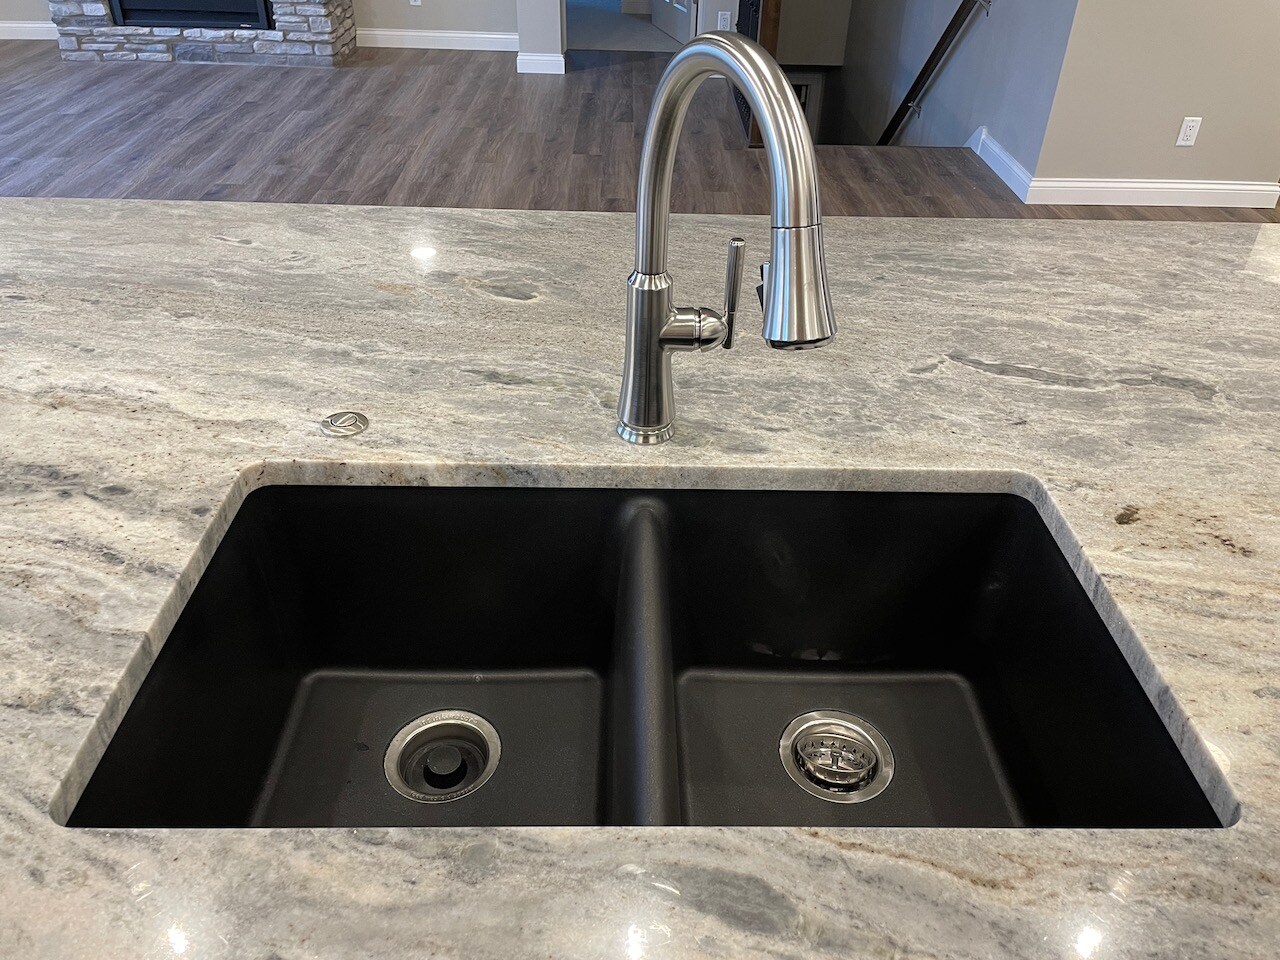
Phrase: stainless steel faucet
[{"left": 616, "top": 32, "right": 837, "bottom": 445}]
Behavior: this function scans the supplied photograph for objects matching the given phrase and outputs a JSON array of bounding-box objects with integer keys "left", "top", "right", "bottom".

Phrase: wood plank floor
[{"left": 2, "top": 40, "right": 1277, "bottom": 222}]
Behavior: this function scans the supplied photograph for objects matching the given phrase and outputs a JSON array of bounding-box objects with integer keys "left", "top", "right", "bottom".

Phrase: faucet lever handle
[{"left": 721, "top": 237, "right": 746, "bottom": 349}]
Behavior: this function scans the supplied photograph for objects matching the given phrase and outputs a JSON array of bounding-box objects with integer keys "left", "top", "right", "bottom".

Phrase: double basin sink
[{"left": 65, "top": 483, "right": 1228, "bottom": 829}]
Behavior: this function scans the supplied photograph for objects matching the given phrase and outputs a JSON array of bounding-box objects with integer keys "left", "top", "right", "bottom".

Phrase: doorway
[{"left": 565, "top": 0, "right": 681, "bottom": 54}]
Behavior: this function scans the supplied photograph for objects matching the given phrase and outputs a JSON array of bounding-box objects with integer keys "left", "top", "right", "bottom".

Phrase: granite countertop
[{"left": 1, "top": 197, "right": 1277, "bottom": 959}]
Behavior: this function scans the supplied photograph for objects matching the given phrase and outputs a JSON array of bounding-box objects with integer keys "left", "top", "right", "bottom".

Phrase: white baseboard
[
  {"left": 0, "top": 20, "right": 59, "bottom": 40},
  {"left": 965, "top": 126, "right": 1033, "bottom": 202},
  {"left": 356, "top": 28, "right": 519, "bottom": 51},
  {"left": 967, "top": 126, "right": 1280, "bottom": 209},
  {"left": 1025, "top": 178, "right": 1280, "bottom": 209},
  {"left": 516, "top": 52, "right": 566, "bottom": 74},
  {"left": 621, "top": 0, "right": 652, "bottom": 13}
]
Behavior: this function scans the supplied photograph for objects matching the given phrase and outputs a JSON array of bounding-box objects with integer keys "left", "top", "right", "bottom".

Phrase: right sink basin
[
  {"left": 62, "top": 481, "right": 1232, "bottom": 830},
  {"left": 667, "top": 487, "right": 1223, "bottom": 827}
]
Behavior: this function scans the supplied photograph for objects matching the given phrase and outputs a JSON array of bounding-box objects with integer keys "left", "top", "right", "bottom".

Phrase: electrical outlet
[
  {"left": 717, "top": 10, "right": 733, "bottom": 30},
  {"left": 1176, "top": 117, "right": 1202, "bottom": 147}
]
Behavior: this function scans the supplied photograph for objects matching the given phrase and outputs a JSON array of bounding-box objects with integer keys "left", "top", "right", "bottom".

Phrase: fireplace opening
[{"left": 108, "top": 0, "right": 272, "bottom": 29}]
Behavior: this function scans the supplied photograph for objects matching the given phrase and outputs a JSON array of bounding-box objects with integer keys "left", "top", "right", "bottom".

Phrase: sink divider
[{"left": 607, "top": 497, "right": 682, "bottom": 825}]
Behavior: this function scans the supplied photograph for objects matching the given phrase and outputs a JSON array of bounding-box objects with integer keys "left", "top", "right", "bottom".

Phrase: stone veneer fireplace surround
[{"left": 47, "top": 0, "right": 356, "bottom": 65}]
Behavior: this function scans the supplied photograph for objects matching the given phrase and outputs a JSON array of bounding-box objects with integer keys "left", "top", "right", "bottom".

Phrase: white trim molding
[
  {"left": 620, "top": 0, "right": 652, "bottom": 13},
  {"left": 1025, "top": 178, "right": 1280, "bottom": 209},
  {"left": 967, "top": 126, "right": 1280, "bottom": 209},
  {"left": 516, "top": 52, "right": 566, "bottom": 74},
  {"left": 356, "top": 28, "right": 519, "bottom": 51},
  {"left": 0, "top": 20, "right": 59, "bottom": 40},
  {"left": 965, "top": 126, "right": 1034, "bottom": 201}
]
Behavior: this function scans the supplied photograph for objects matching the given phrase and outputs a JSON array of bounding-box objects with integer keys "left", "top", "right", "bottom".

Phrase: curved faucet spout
[
  {"left": 635, "top": 31, "right": 823, "bottom": 273},
  {"left": 617, "top": 32, "right": 836, "bottom": 445}
]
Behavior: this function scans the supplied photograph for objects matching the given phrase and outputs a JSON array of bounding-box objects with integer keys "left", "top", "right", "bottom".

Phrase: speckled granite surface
[{"left": 1, "top": 198, "right": 1277, "bottom": 959}]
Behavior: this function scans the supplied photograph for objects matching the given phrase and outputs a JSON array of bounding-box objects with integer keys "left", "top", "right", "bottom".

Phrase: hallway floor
[{"left": 1, "top": 41, "right": 1276, "bottom": 222}]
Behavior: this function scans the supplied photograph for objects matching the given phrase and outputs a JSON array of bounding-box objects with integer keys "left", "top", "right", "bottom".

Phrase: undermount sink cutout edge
[{"left": 47, "top": 459, "right": 1240, "bottom": 830}]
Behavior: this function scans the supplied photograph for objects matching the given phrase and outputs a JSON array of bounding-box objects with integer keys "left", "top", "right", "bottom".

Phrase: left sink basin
[{"left": 68, "top": 486, "right": 619, "bottom": 827}]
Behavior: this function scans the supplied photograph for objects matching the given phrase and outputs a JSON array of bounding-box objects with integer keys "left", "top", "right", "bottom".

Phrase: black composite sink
[{"left": 65, "top": 485, "right": 1227, "bottom": 828}]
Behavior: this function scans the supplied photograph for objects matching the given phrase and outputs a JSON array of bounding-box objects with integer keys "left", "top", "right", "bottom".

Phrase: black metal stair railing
[{"left": 878, "top": 0, "right": 991, "bottom": 146}]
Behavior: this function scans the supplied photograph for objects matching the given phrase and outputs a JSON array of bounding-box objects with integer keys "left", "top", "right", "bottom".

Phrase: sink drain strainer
[
  {"left": 384, "top": 710, "right": 501, "bottom": 803},
  {"left": 780, "top": 710, "right": 894, "bottom": 803}
]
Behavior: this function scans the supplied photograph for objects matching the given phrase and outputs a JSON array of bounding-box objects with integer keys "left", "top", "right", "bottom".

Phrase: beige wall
[
  {"left": 353, "top": 0, "right": 516, "bottom": 33},
  {"left": 2, "top": 0, "right": 55, "bottom": 20},
  {"left": 824, "top": 0, "right": 1078, "bottom": 171},
  {"left": 1037, "top": 0, "right": 1280, "bottom": 183},
  {"left": 776, "top": 0, "right": 851, "bottom": 66}
]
